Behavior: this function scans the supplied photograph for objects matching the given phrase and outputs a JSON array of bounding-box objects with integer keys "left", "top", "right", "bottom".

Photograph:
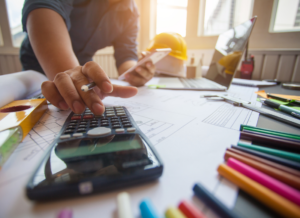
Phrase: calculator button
[
  {"left": 111, "top": 118, "right": 119, "bottom": 121},
  {"left": 79, "top": 125, "right": 87, "bottom": 128},
  {"left": 77, "top": 128, "right": 86, "bottom": 132},
  {"left": 71, "top": 116, "right": 81, "bottom": 120},
  {"left": 70, "top": 120, "right": 78, "bottom": 123},
  {"left": 64, "top": 129, "right": 74, "bottom": 134},
  {"left": 83, "top": 115, "right": 94, "bottom": 119},
  {"left": 121, "top": 120, "right": 130, "bottom": 123},
  {"left": 73, "top": 133, "right": 83, "bottom": 137},
  {"left": 115, "top": 128, "right": 125, "bottom": 133},
  {"left": 87, "top": 127, "right": 111, "bottom": 136},
  {"left": 90, "top": 124, "right": 98, "bottom": 128},
  {"left": 67, "top": 126, "right": 76, "bottom": 129},
  {"left": 127, "top": 128, "right": 136, "bottom": 132},
  {"left": 124, "top": 124, "right": 132, "bottom": 127},
  {"left": 120, "top": 116, "right": 128, "bottom": 119},
  {"left": 112, "top": 121, "right": 120, "bottom": 124},
  {"left": 60, "top": 135, "right": 71, "bottom": 139},
  {"left": 112, "top": 125, "right": 121, "bottom": 129},
  {"left": 100, "top": 123, "right": 109, "bottom": 127},
  {"left": 80, "top": 122, "right": 87, "bottom": 124},
  {"left": 117, "top": 113, "right": 126, "bottom": 116},
  {"left": 106, "top": 114, "right": 116, "bottom": 117},
  {"left": 95, "top": 115, "right": 104, "bottom": 118}
]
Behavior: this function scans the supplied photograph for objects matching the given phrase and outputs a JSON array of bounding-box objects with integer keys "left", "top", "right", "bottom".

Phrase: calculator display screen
[{"left": 31, "top": 134, "right": 160, "bottom": 187}]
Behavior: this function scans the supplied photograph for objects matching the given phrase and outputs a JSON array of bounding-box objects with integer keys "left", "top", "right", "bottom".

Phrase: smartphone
[{"left": 118, "top": 48, "right": 171, "bottom": 80}]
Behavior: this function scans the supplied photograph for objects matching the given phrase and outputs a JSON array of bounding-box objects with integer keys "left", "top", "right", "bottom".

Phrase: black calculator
[{"left": 26, "top": 106, "right": 163, "bottom": 201}]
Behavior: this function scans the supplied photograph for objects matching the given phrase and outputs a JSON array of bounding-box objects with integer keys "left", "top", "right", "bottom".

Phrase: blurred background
[{"left": 0, "top": 0, "right": 300, "bottom": 81}]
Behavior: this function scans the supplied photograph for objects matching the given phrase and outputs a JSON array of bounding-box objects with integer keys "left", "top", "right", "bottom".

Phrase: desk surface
[{"left": 232, "top": 84, "right": 300, "bottom": 218}]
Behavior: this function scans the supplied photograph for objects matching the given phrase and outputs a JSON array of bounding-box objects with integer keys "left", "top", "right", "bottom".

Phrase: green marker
[
  {"left": 240, "top": 125, "right": 300, "bottom": 141},
  {"left": 237, "top": 141, "right": 300, "bottom": 163}
]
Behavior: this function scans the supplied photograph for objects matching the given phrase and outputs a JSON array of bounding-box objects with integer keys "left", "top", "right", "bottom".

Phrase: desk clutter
[
  {"left": 54, "top": 124, "right": 300, "bottom": 218},
  {"left": 57, "top": 192, "right": 208, "bottom": 218},
  {"left": 218, "top": 124, "right": 300, "bottom": 218}
]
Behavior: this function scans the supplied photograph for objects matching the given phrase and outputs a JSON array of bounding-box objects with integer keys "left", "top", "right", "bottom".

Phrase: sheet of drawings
[{"left": 0, "top": 85, "right": 260, "bottom": 218}]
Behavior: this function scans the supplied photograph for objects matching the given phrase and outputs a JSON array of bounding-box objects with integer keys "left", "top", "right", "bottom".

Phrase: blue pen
[
  {"left": 193, "top": 183, "right": 240, "bottom": 218},
  {"left": 140, "top": 199, "right": 160, "bottom": 218}
]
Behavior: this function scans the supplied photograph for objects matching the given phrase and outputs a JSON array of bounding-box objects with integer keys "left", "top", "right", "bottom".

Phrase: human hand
[
  {"left": 41, "top": 61, "right": 138, "bottom": 115},
  {"left": 124, "top": 54, "right": 156, "bottom": 87}
]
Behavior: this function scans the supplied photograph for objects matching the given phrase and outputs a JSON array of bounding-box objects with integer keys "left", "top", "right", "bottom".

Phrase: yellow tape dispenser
[{"left": 0, "top": 99, "right": 48, "bottom": 168}]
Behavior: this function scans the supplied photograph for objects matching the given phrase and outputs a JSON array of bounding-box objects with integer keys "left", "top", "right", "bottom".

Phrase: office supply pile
[
  {"left": 57, "top": 192, "right": 208, "bottom": 218},
  {"left": 217, "top": 124, "right": 300, "bottom": 217}
]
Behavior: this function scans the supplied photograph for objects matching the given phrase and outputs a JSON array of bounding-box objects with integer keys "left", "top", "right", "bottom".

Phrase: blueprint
[{"left": 0, "top": 84, "right": 259, "bottom": 218}]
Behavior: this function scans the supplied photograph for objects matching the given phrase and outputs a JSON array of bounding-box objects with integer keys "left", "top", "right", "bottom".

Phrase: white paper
[
  {"left": 0, "top": 84, "right": 259, "bottom": 218},
  {"left": 0, "top": 70, "right": 48, "bottom": 107}
]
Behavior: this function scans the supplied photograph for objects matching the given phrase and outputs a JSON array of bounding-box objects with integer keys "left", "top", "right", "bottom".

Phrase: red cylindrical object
[{"left": 178, "top": 200, "right": 206, "bottom": 218}]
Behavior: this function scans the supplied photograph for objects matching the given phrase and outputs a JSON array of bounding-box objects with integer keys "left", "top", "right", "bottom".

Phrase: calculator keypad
[{"left": 60, "top": 106, "right": 135, "bottom": 140}]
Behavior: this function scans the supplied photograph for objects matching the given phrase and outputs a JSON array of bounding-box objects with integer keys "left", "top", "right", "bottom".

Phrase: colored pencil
[
  {"left": 227, "top": 158, "right": 300, "bottom": 206},
  {"left": 237, "top": 142, "right": 300, "bottom": 163},
  {"left": 227, "top": 148, "right": 300, "bottom": 177},
  {"left": 243, "top": 129, "right": 300, "bottom": 143},
  {"left": 217, "top": 164, "right": 300, "bottom": 217},
  {"left": 240, "top": 125, "right": 300, "bottom": 140},
  {"left": 239, "top": 131, "right": 300, "bottom": 152},
  {"left": 224, "top": 150, "right": 300, "bottom": 190},
  {"left": 192, "top": 183, "right": 240, "bottom": 218},
  {"left": 231, "top": 145, "right": 300, "bottom": 170}
]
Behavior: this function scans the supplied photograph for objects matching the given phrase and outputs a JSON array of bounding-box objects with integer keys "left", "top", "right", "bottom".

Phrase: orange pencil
[
  {"left": 224, "top": 150, "right": 300, "bottom": 190},
  {"left": 217, "top": 164, "right": 300, "bottom": 218}
]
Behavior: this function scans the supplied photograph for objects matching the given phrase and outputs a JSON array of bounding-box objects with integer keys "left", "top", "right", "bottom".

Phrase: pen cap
[
  {"left": 178, "top": 200, "right": 206, "bottom": 218},
  {"left": 165, "top": 207, "right": 187, "bottom": 218},
  {"left": 139, "top": 199, "right": 160, "bottom": 218},
  {"left": 117, "top": 192, "right": 133, "bottom": 218}
]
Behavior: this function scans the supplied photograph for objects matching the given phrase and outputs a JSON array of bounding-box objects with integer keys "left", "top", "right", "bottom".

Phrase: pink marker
[{"left": 227, "top": 158, "right": 300, "bottom": 206}]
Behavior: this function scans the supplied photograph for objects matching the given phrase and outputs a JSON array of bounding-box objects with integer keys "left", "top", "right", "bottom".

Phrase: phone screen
[{"left": 30, "top": 134, "right": 160, "bottom": 188}]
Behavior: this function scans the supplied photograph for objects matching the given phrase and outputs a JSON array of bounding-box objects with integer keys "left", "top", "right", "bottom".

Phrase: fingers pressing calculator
[{"left": 26, "top": 106, "right": 163, "bottom": 201}]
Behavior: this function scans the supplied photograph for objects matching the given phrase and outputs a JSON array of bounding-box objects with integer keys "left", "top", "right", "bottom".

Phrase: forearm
[{"left": 27, "top": 8, "right": 79, "bottom": 81}]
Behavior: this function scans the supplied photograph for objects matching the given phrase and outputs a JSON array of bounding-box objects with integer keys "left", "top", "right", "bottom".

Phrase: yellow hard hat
[
  {"left": 218, "top": 51, "right": 242, "bottom": 75},
  {"left": 146, "top": 32, "right": 188, "bottom": 61}
]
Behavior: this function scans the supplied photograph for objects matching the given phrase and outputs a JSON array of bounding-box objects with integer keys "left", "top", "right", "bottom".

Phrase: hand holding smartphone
[{"left": 118, "top": 48, "right": 171, "bottom": 80}]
